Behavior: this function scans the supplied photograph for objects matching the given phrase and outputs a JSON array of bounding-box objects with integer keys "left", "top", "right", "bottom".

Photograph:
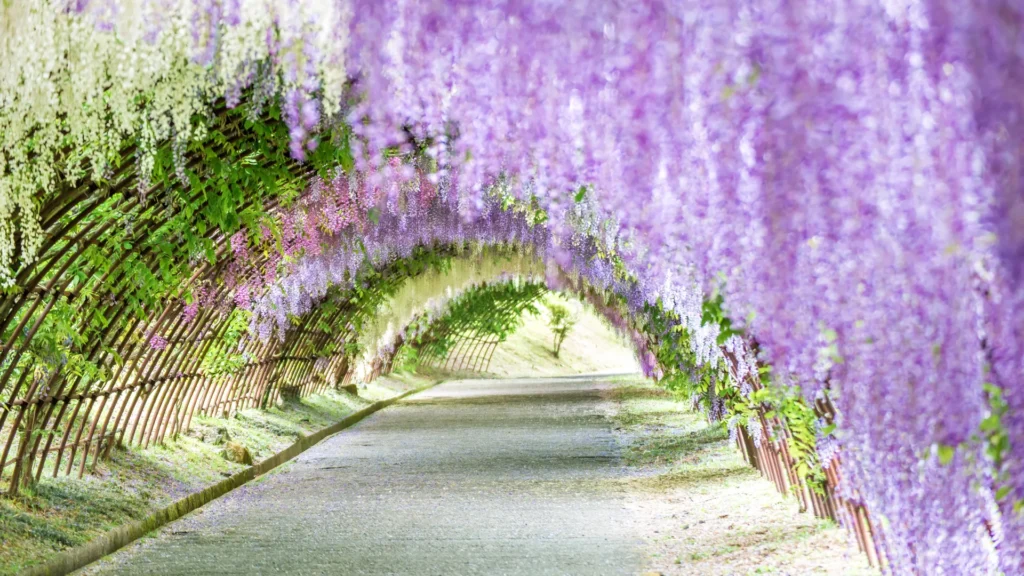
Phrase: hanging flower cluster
[
  {"left": 0, "top": 0, "right": 350, "bottom": 282},
  {"left": 210, "top": 163, "right": 547, "bottom": 342}
]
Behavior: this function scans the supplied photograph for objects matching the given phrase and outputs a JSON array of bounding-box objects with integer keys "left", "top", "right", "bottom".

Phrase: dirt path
[{"left": 79, "top": 376, "right": 872, "bottom": 576}]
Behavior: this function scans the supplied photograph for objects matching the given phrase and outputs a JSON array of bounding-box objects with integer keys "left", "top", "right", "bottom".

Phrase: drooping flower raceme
[{"left": 0, "top": 0, "right": 350, "bottom": 282}]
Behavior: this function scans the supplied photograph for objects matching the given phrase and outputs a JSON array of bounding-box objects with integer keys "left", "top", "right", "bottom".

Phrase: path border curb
[{"left": 21, "top": 384, "right": 436, "bottom": 576}]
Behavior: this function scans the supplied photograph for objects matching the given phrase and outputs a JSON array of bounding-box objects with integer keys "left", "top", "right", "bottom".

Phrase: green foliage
[
  {"left": 976, "top": 383, "right": 1020, "bottom": 511},
  {"left": 200, "top": 308, "right": 252, "bottom": 376},
  {"left": 12, "top": 102, "right": 354, "bottom": 395},
  {"left": 390, "top": 345, "right": 420, "bottom": 374},
  {"left": 545, "top": 300, "right": 578, "bottom": 358},
  {"left": 574, "top": 185, "right": 588, "bottom": 203},
  {"left": 933, "top": 382, "right": 1022, "bottom": 511},
  {"left": 299, "top": 244, "right": 460, "bottom": 366},
  {"left": 623, "top": 285, "right": 829, "bottom": 492},
  {"left": 406, "top": 281, "right": 546, "bottom": 366},
  {"left": 757, "top": 383, "right": 826, "bottom": 488},
  {"left": 982, "top": 383, "right": 1011, "bottom": 471}
]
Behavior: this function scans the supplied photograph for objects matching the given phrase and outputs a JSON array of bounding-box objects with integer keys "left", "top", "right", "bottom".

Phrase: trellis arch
[
  {"left": 0, "top": 98, "right": 557, "bottom": 494},
  {"left": 1, "top": 106, "right": 316, "bottom": 492},
  {"left": 0, "top": 241, "right": 548, "bottom": 492},
  {"left": 0, "top": 141, "right": 883, "bottom": 565}
]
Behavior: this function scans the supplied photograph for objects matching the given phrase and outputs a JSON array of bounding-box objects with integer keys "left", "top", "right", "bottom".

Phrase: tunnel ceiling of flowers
[{"left": 1, "top": 2, "right": 1023, "bottom": 574}]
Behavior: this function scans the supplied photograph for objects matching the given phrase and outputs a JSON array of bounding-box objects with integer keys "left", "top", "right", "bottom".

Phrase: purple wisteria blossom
[{"left": 59, "top": 2, "right": 1024, "bottom": 572}]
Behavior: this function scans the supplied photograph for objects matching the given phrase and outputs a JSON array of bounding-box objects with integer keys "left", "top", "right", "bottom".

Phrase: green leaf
[
  {"left": 980, "top": 414, "right": 1002, "bottom": 434},
  {"left": 936, "top": 444, "right": 955, "bottom": 465},
  {"left": 574, "top": 186, "right": 587, "bottom": 203},
  {"left": 983, "top": 383, "right": 1004, "bottom": 403}
]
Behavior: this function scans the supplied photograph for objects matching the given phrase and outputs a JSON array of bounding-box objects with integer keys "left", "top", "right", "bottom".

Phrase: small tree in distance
[{"left": 545, "top": 301, "right": 578, "bottom": 358}]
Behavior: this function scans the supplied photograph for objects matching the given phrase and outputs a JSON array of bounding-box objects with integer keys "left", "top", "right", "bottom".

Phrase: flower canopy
[{"left": 1, "top": 2, "right": 1023, "bottom": 573}]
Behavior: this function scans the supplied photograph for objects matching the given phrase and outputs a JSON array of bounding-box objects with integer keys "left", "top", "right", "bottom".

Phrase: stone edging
[{"left": 21, "top": 384, "right": 436, "bottom": 576}]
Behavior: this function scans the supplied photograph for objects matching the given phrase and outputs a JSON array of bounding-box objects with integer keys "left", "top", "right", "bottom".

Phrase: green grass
[
  {"left": 606, "top": 381, "right": 759, "bottom": 493},
  {"left": 607, "top": 379, "right": 877, "bottom": 575},
  {"left": 609, "top": 382, "right": 728, "bottom": 458},
  {"left": 0, "top": 476, "right": 150, "bottom": 573}
]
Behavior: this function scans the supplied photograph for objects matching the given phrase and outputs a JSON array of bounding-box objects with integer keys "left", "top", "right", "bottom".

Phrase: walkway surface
[{"left": 81, "top": 376, "right": 644, "bottom": 575}]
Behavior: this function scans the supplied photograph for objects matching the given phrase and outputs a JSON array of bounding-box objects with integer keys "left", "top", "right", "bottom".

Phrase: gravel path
[{"left": 81, "top": 376, "right": 644, "bottom": 576}]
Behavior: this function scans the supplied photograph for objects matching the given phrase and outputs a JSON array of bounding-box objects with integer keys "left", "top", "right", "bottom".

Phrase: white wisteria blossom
[{"left": 0, "top": 0, "right": 350, "bottom": 284}]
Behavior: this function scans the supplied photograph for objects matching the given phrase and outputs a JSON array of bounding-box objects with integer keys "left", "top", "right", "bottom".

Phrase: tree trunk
[{"left": 13, "top": 407, "right": 39, "bottom": 493}]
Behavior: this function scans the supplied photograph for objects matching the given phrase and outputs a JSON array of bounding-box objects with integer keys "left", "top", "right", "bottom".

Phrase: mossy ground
[
  {"left": 0, "top": 375, "right": 432, "bottom": 575},
  {"left": 606, "top": 379, "right": 878, "bottom": 576}
]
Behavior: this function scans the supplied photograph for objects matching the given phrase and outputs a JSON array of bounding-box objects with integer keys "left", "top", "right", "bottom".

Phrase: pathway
[{"left": 81, "top": 376, "right": 644, "bottom": 576}]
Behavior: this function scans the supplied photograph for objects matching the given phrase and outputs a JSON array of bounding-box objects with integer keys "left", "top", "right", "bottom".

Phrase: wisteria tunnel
[{"left": 1, "top": 2, "right": 1023, "bottom": 575}]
